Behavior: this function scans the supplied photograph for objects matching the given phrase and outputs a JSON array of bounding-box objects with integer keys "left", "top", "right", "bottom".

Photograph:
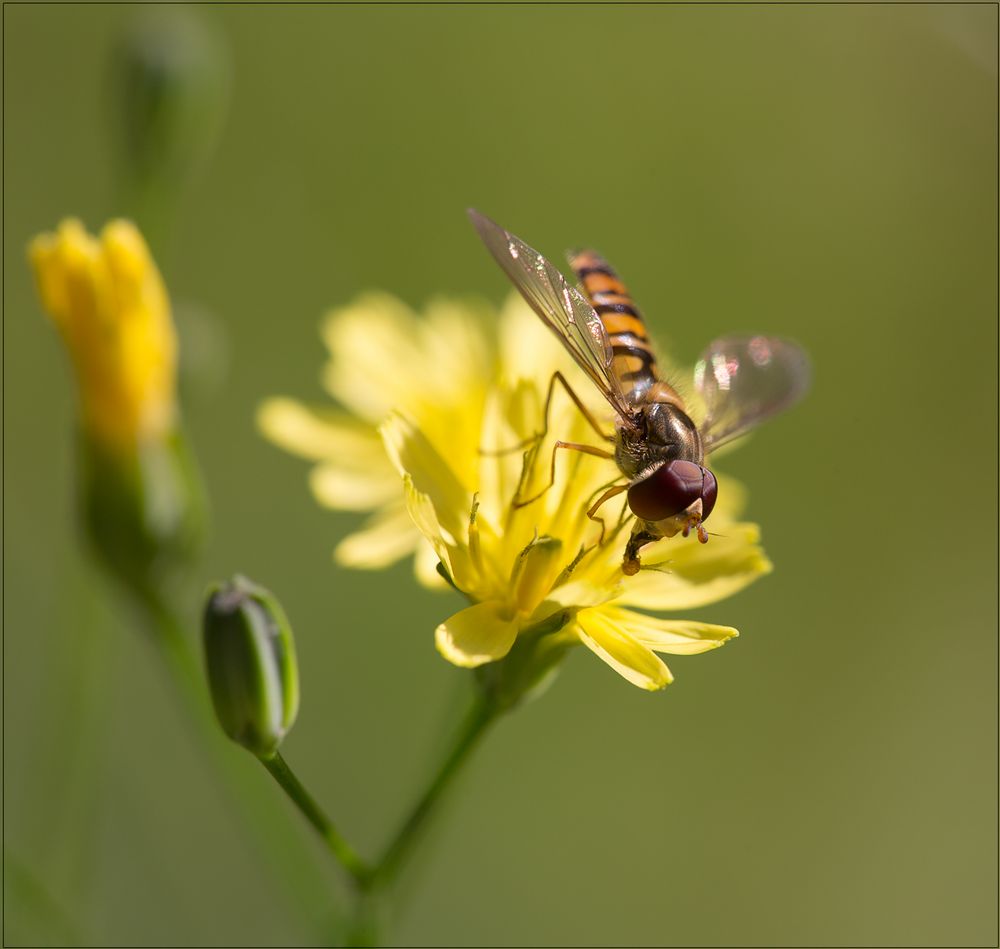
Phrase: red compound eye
[
  {"left": 627, "top": 460, "right": 705, "bottom": 522},
  {"left": 700, "top": 467, "right": 718, "bottom": 521}
]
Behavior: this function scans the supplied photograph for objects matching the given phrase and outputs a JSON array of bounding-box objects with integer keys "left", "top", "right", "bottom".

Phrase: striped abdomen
[{"left": 569, "top": 249, "right": 660, "bottom": 397}]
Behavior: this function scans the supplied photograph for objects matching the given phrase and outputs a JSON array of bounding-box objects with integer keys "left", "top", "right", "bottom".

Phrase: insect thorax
[{"left": 615, "top": 401, "right": 703, "bottom": 480}]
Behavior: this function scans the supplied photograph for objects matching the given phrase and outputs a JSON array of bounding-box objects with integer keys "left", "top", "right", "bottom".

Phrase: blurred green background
[{"left": 4, "top": 4, "right": 997, "bottom": 946}]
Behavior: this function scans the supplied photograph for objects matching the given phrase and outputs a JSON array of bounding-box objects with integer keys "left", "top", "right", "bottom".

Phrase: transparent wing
[
  {"left": 468, "top": 209, "right": 635, "bottom": 423},
  {"left": 694, "top": 335, "right": 810, "bottom": 453}
]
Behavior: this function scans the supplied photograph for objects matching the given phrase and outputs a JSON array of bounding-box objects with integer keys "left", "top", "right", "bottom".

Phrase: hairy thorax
[{"left": 615, "top": 393, "right": 704, "bottom": 482}]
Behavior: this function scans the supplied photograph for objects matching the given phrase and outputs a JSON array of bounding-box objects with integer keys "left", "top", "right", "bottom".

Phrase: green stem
[
  {"left": 49, "top": 570, "right": 118, "bottom": 915},
  {"left": 130, "top": 587, "right": 335, "bottom": 939},
  {"left": 364, "top": 689, "right": 499, "bottom": 895},
  {"left": 260, "top": 752, "right": 369, "bottom": 884},
  {"left": 142, "top": 585, "right": 507, "bottom": 944},
  {"left": 4, "top": 850, "right": 88, "bottom": 946}
]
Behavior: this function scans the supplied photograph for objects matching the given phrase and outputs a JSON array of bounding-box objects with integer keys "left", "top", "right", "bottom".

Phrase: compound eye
[
  {"left": 700, "top": 467, "right": 718, "bottom": 521},
  {"left": 627, "top": 460, "right": 704, "bottom": 522}
]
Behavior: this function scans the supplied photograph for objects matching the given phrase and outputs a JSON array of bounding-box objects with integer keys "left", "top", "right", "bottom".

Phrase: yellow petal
[
  {"left": 414, "top": 540, "right": 450, "bottom": 590},
  {"left": 603, "top": 608, "right": 738, "bottom": 655},
  {"left": 333, "top": 504, "right": 420, "bottom": 569},
  {"left": 435, "top": 601, "right": 519, "bottom": 668},
  {"left": 619, "top": 523, "right": 772, "bottom": 611},
  {"left": 510, "top": 535, "right": 563, "bottom": 615},
  {"left": 381, "top": 412, "right": 470, "bottom": 540},
  {"left": 29, "top": 219, "right": 99, "bottom": 330},
  {"left": 30, "top": 219, "right": 178, "bottom": 449},
  {"left": 420, "top": 297, "right": 493, "bottom": 389},
  {"left": 320, "top": 293, "right": 423, "bottom": 420},
  {"left": 475, "top": 383, "right": 538, "bottom": 527},
  {"left": 574, "top": 610, "right": 672, "bottom": 691},
  {"left": 542, "top": 579, "right": 622, "bottom": 613},
  {"left": 402, "top": 474, "right": 452, "bottom": 549},
  {"left": 257, "top": 398, "right": 383, "bottom": 463},
  {"left": 309, "top": 463, "right": 399, "bottom": 511},
  {"left": 102, "top": 220, "right": 169, "bottom": 325},
  {"left": 401, "top": 476, "right": 476, "bottom": 593},
  {"left": 498, "top": 293, "right": 577, "bottom": 385}
]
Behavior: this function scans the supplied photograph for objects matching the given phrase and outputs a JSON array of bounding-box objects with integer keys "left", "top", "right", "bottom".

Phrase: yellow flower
[
  {"left": 30, "top": 218, "right": 203, "bottom": 593},
  {"left": 265, "top": 292, "right": 772, "bottom": 691},
  {"left": 29, "top": 218, "right": 177, "bottom": 454},
  {"left": 258, "top": 293, "right": 496, "bottom": 586}
]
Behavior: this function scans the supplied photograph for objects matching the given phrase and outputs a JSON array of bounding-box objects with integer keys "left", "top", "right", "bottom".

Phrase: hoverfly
[{"left": 469, "top": 209, "right": 809, "bottom": 576}]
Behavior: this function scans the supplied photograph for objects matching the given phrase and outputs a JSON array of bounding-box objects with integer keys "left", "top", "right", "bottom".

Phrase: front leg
[
  {"left": 622, "top": 523, "right": 661, "bottom": 576},
  {"left": 585, "top": 482, "right": 628, "bottom": 546}
]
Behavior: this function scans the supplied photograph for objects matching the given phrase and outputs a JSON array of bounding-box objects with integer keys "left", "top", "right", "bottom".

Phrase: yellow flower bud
[
  {"left": 29, "top": 218, "right": 177, "bottom": 453},
  {"left": 29, "top": 219, "right": 204, "bottom": 595}
]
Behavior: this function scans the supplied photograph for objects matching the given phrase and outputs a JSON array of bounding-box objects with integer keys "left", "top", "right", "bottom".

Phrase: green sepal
[
  {"left": 474, "top": 610, "right": 575, "bottom": 712},
  {"left": 202, "top": 576, "right": 300, "bottom": 759},
  {"left": 79, "top": 425, "right": 206, "bottom": 603}
]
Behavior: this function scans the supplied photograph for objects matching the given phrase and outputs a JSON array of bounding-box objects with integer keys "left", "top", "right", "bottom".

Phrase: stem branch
[
  {"left": 364, "top": 689, "right": 499, "bottom": 895},
  {"left": 131, "top": 587, "right": 335, "bottom": 936},
  {"left": 260, "top": 752, "right": 369, "bottom": 885}
]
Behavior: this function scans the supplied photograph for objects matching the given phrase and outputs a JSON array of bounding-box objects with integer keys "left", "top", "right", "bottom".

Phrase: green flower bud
[
  {"left": 202, "top": 576, "right": 300, "bottom": 759},
  {"left": 111, "top": 8, "right": 230, "bottom": 231},
  {"left": 80, "top": 428, "right": 206, "bottom": 603}
]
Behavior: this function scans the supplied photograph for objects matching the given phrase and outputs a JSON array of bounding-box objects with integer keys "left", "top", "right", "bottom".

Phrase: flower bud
[
  {"left": 202, "top": 576, "right": 300, "bottom": 759},
  {"left": 112, "top": 8, "right": 229, "bottom": 220},
  {"left": 30, "top": 219, "right": 206, "bottom": 598},
  {"left": 80, "top": 428, "right": 205, "bottom": 598}
]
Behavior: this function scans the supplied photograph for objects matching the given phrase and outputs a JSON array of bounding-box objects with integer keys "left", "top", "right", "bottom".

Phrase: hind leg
[{"left": 481, "top": 371, "right": 615, "bottom": 456}]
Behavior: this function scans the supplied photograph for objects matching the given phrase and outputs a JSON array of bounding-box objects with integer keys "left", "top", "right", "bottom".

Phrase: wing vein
[{"left": 469, "top": 210, "right": 635, "bottom": 424}]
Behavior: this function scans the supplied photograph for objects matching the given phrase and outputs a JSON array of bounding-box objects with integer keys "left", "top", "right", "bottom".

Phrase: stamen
[
  {"left": 553, "top": 544, "right": 591, "bottom": 587},
  {"left": 511, "top": 534, "right": 563, "bottom": 615},
  {"left": 468, "top": 494, "right": 484, "bottom": 573}
]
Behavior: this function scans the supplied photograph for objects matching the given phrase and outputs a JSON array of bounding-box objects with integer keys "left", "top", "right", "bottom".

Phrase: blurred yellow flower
[
  {"left": 29, "top": 218, "right": 177, "bottom": 454},
  {"left": 30, "top": 217, "right": 204, "bottom": 593},
  {"left": 258, "top": 293, "right": 496, "bottom": 586},
  {"left": 265, "top": 292, "right": 771, "bottom": 690}
]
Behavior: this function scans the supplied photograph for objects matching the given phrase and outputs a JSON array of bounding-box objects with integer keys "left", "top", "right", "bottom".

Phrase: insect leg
[
  {"left": 584, "top": 474, "right": 626, "bottom": 510},
  {"left": 622, "top": 527, "right": 660, "bottom": 576},
  {"left": 480, "top": 370, "right": 616, "bottom": 456},
  {"left": 512, "top": 440, "right": 615, "bottom": 508},
  {"left": 585, "top": 482, "right": 629, "bottom": 545},
  {"left": 548, "top": 371, "right": 616, "bottom": 443}
]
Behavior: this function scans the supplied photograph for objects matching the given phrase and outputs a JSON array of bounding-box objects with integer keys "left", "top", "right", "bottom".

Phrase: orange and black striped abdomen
[{"left": 569, "top": 249, "right": 659, "bottom": 393}]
